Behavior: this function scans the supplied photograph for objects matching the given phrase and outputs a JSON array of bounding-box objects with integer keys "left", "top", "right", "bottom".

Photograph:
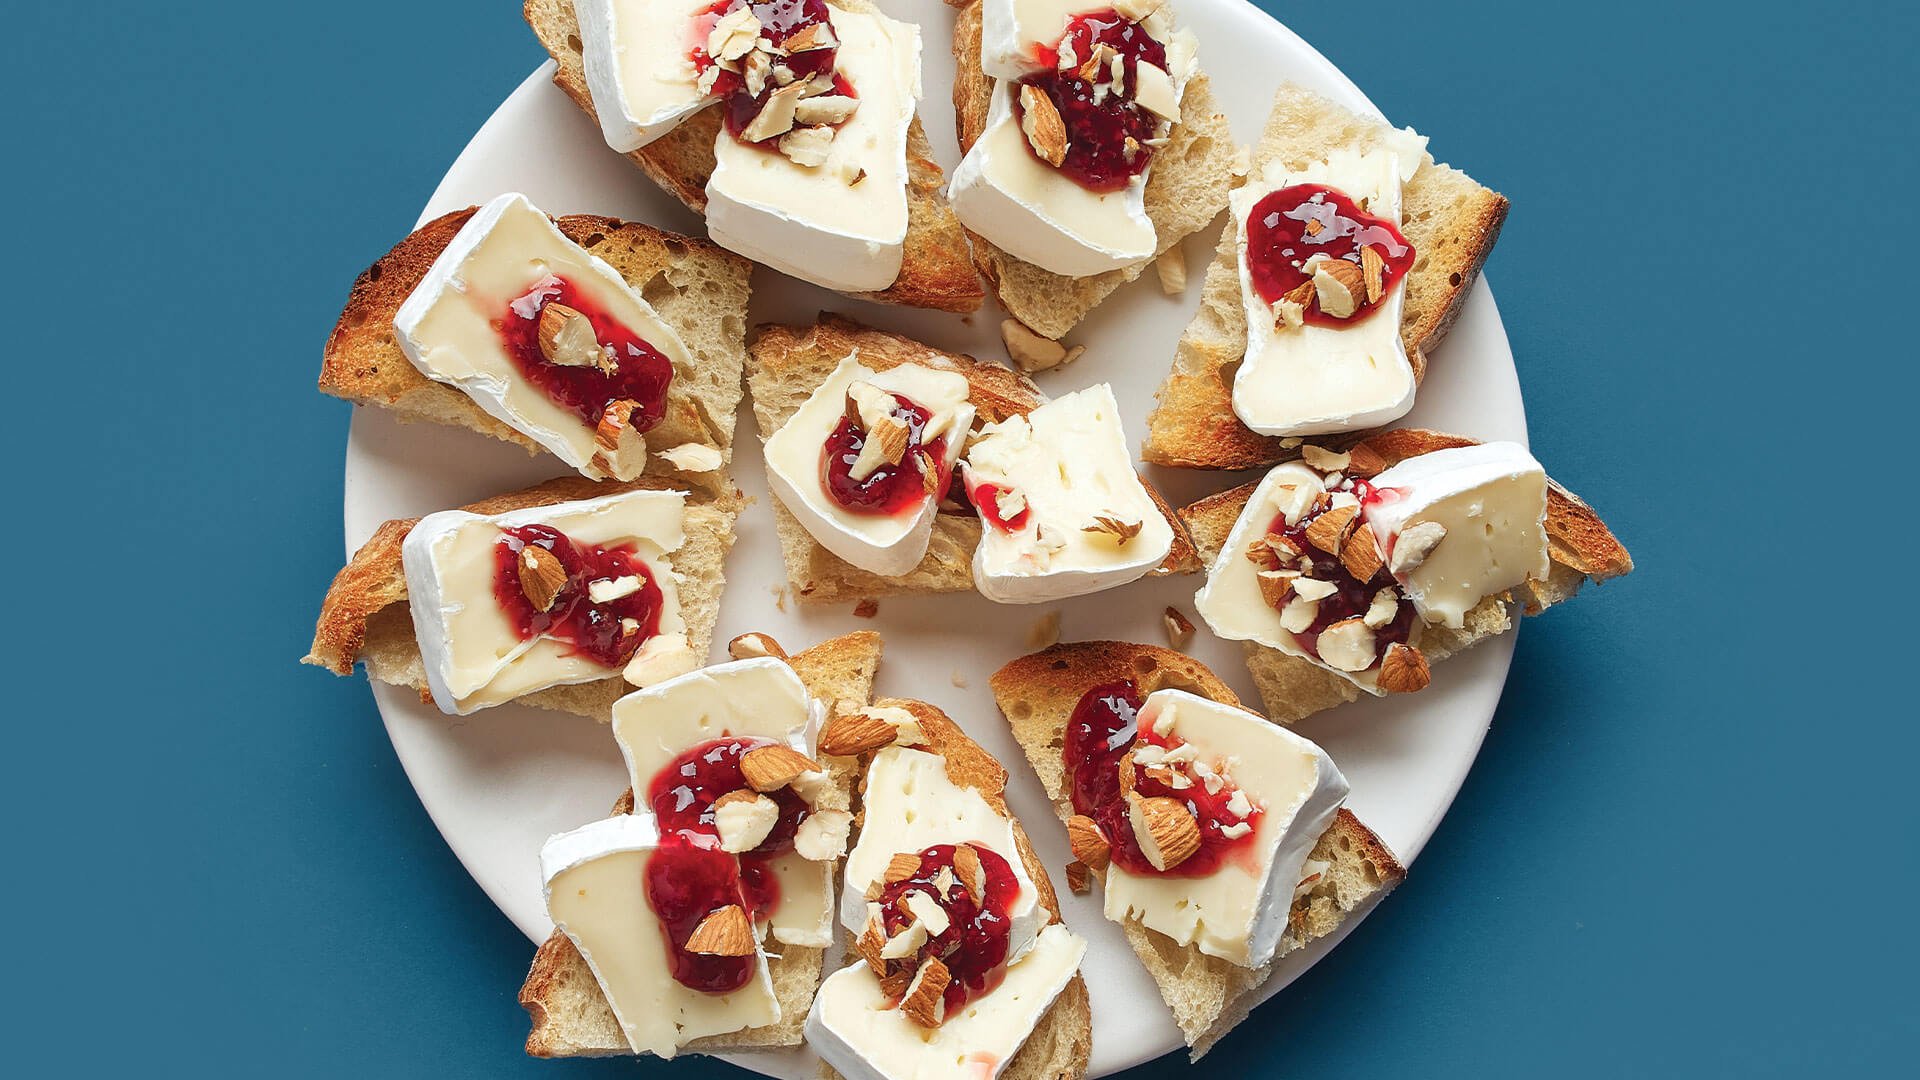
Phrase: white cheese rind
[
  {"left": 1361, "top": 441, "right": 1551, "bottom": 628},
  {"left": 392, "top": 192, "right": 698, "bottom": 478},
  {"left": 805, "top": 922, "right": 1086, "bottom": 1080},
  {"left": 705, "top": 9, "right": 920, "bottom": 292},
  {"left": 576, "top": 0, "right": 715, "bottom": 152},
  {"left": 963, "top": 383, "right": 1172, "bottom": 603},
  {"left": 610, "top": 658, "right": 835, "bottom": 948},
  {"left": 401, "top": 487, "right": 690, "bottom": 714},
  {"left": 1099, "top": 690, "right": 1349, "bottom": 967},
  {"left": 763, "top": 354, "right": 975, "bottom": 576},
  {"left": 1228, "top": 140, "right": 1424, "bottom": 436},
  {"left": 541, "top": 815, "right": 781, "bottom": 1058},
  {"left": 1191, "top": 461, "right": 1407, "bottom": 693},
  {"left": 839, "top": 746, "right": 1045, "bottom": 964}
]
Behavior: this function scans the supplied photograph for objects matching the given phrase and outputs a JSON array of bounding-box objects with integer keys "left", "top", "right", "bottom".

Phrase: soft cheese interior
[
  {"left": 611, "top": 659, "right": 835, "bottom": 948},
  {"left": 1362, "top": 441, "right": 1550, "bottom": 627},
  {"left": 806, "top": 922, "right": 1085, "bottom": 1080},
  {"left": 1228, "top": 142, "right": 1423, "bottom": 436},
  {"left": 950, "top": 3, "right": 1196, "bottom": 277},
  {"left": 542, "top": 815, "right": 781, "bottom": 1058},
  {"left": 577, "top": 0, "right": 716, "bottom": 152},
  {"left": 963, "top": 383, "right": 1172, "bottom": 603},
  {"left": 1101, "top": 690, "right": 1349, "bottom": 967},
  {"left": 401, "top": 488, "right": 691, "bottom": 714},
  {"left": 393, "top": 193, "right": 697, "bottom": 477},
  {"left": 706, "top": 8, "right": 920, "bottom": 292},
  {"left": 763, "top": 354, "right": 975, "bottom": 576}
]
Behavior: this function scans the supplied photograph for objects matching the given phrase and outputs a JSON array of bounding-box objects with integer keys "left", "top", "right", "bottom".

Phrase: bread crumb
[
  {"left": 1028, "top": 611, "right": 1061, "bottom": 650},
  {"left": 853, "top": 599, "right": 879, "bottom": 619},
  {"left": 1154, "top": 247, "right": 1186, "bottom": 295},
  {"left": 771, "top": 585, "right": 788, "bottom": 613},
  {"left": 1065, "top": 861, "right": 1091, "bottom": 894},
  {"left": 950, "top": 671, "right": 969, "bottom": 689},
  {"left": 1162, "top": 606, "right": 1195, "bottom": 650}
]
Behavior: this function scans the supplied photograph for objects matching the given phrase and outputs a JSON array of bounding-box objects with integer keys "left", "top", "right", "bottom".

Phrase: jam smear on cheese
[
  {"left": 1018, "top": 11, "right": 1169, "bottom": 193},
  {"left": 693, "top": 0, "right": 854, "bottom": 146},
  {"left": 874, "top": 843, "right": 1022, "bottom": 1011},
  {"left": 1065, "top": 681, "right": 1261, "bottom": 877},
  {"left": 492, "top": 524, "right": 664, "bottom": 669},
  {"left": 1263, "top": 479, "right": 1417, "bottom": 668},
  {"left": 502, "top": 275, "right": 675, "bottom": 428},
  {"left": 1244, "top": 185, "right": 1415, "bottom": 326},
  {"left": 648, "top": 736, "right": 815, "bottom": 916},
  {"left": 821, "top": 392, "right": 950, "bottom": 515},
  {"left": 968, "top": 481, "right": 1032, "bottom": 533},
  {"left": 645, "top": 838, "right": 761, "bottom": 993}
]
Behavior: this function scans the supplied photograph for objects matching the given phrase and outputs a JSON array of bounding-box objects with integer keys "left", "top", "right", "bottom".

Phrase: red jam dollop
[
  {"left": 968, "top": 481, "right": 1031, "bottom": 533},
  {"left": 491, "top": 524, "right": 663, "bottom": 669},
  {"left": 1017, "top": 11, "right": 1169, "bottom": 193},
  {"left": 1243, "top": 185, "right": 1415, "bottom": 326},
  {"left": 645, "top": 837, "right": 759, "bottom": 993},
  {"left": 876, "top": 843, "right": 1021, "bottom": 1010},
  {"left": 501, "top": 275, "right": 675, "bottom": 428},
  {"left": 692, "top": 0, "right": 854, "bottom": 145},
  {"left": 821, "top": 392, "right": 951, "bottom": 516},
  {"left": 1064, "top": 681, "right": 1261, "bottom": 877},
  {"left": 1265, "top": 479, "right": 1416, "bottom": 667}
]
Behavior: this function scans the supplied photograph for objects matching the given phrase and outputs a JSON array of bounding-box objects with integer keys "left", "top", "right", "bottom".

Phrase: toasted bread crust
[
  {"left": 748, "top": 315, "right": 1201, "bottom": 603},
  {"left": 520, "top": 632, "right": 885, "bottom": 1057},
  {"left": 320, "top": 206, "right": 751, "bottom": 480},
  {"left": 1142, "top": 86, "right": 1510, "bottom": 470},
  {"left": 303, "top": 475, "right": 742, "bottom": 721},
  {"left": 988, "top": 641, "right": 1405, "bottom": 1055},
  {"left": 948, "top": 0, "right": 1237, "bottom": 339},
  {"left": 523, "top": 0, "right": 985, "bottom": 314},
  {"left": 1177, "top": 429, "right": 1632, "bottom": 722}
]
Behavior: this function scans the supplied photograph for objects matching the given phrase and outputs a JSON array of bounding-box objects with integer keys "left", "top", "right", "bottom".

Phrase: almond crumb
[
  {"left": 853, "top": 598, "right": 880, "bottom": 619},
  {"left": 1161, "top": 606, "right": 1194, "bottom": 650},
  {"left": 1028, "top": 610, "right": 1062, "bottom": 650},
  {"left": 1018, "top": 84, "right": 1068, "bottom": 167},
  {"left": 1154, "top": 246, "right": 1186, "bottom": 294}
]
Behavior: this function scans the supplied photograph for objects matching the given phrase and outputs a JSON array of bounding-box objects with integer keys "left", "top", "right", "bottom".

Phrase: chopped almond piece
[
  {"left": 517, "top": 545, "right": 567, "bottom": 612},
  {"left": 1360, "top": 245, "right": 1387, "bottom": 304},
  {"left": 1128, "top": 795, "right": 1201, "bottom": 871},
  {"left": 952, "top": 843, "right": 985, "bottom": 899},
  {"left": 1389, "top": 521, "right": 1448, "bottom": 575},
  {"left": 1018, "top": 85, "right": 1068, "bottom": 167},
  {"left": 899, "top": 956, "right": 951, "bottom": 1028},
  {"left": 739, "top": 745, "right": 822, "bottom": 792},
  {"left": 1257, "top": 569, "right": 1298, "bottom": 609},
  {"left": 1065, "top": 860, "right": 1091, "bottom": 894},
  {"left": 536, "top": 303, "right": 603, "bottom": 368},
  {"left": 1342, "top": 524, "right": 1385, "bottom": 583},
  {"left": 1344, "top": 442, "right": 1390, "bottom": 478},
  {"left": 727, "top": 632, "right": 787, "bottom": 661},
  {"left": 1162, "top": 606, "right": 1194, "bottom": 650},
  {"left": 685, "top": 905, "right": 755, "bottom": 956},
  {"left": 884, "top": 851, "right": 924, "bottom": 885},
  {"left": 1084, "top": 515, "right": 1143, "bottom": 545},
  {"left": 592, "top": 399, "right": 647, "bottom": 481},
  {"left": 1066, "top": 814, "right": 1111, "bottom": 871},
  {"left": 820, "top": 709, "right": 900, "bottom": 757},
  {"left": 1304, "top": 505, "right": 1358, "bottom": 555},
  {"left": 1376, "top": 642, "right": 1432, "bottom": 693}
]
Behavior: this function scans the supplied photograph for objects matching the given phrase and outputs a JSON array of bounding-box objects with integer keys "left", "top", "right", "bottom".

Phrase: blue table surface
[{"left": 4, "top": 0, "right": 1909, "bottom": 1074}]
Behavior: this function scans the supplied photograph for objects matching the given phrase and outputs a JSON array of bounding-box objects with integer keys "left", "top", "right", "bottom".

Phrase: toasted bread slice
[
  {"left": 947, "top": 0, "right": 1237, "bottom": 340},
  {"left": 989, "top": 640, "right": 1405, "bottom": 1057},
  {"left": 820, "top": 695, "right": 1091, "bottom": 1080},
  {"left": 1180, "top": 429, "right": 1634, "bottom": 722},
  {"left": 515, "top": 631, "right": 882, "bottom": 1056},
  {"left": 524, "top": 0, "right": 984, "bottom": 314},
  {"left": 320, "top": 206, "right": 750, "bottom": 487},
  {"left": 303, "top": 475, "right": 742, "bottom": 722},
  {"left": 746, "top": 315, "right": 1201, "bottom": 604},
  {"left": 1142, "top": 85, "right": 1510, "bottom": 469}
]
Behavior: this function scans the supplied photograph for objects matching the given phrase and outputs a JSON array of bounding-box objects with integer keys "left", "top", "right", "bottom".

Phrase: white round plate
[{"left": 342, "top": 1, "right": 1524, "bottom": 1074}]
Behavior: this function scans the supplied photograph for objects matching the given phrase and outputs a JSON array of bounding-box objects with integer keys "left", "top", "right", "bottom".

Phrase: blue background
[{"left": 3, "top": 0, "right": 1910, "bottom": 1074}]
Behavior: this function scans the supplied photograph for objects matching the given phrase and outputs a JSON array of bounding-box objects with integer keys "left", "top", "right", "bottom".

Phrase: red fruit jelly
[
  {"left": 693, "top": 0, "right": 852, "bottom": 145},
  {"left": 1064, "top": 681, "right": 1261, "bottom": 877},
  {"left": 1017, "top": 10, "right": 1170, "bottom": 193},
  {"left": 821, "top": 392, "right": 950, "bottom": 516},
  {"left": 1263, "top": 480, "right": 1416, "bottom": 669},
  {"left": 968, "top": 481, "right": 1031, "bottom": 533},
  {"left": 1243, "top": 184, "right": 1415, "bottom": 327},
  {"left": 645, "top": 837, "right": 760, "bottom": 993},
  {"left": 491, "top": 524, "right": 664, "bottom": 669},
  {"left": 500, "top": 275, "right": 675, "bottom": 428},
  {"left": 874, "top": 843, "right": 1021, "bottom": 1010}
]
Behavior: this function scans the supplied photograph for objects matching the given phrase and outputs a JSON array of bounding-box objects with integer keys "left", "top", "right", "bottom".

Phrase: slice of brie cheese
[
  {"left": 1228, "top": 137, "right": 1425, "bottom": 436},
  {"left": 1361, "top": 441, "right": 1550, "bottom": 628},
  {"left": 963, "top": 383, "right": 1172, "bottom": 603},
  {"left": 401, "top": 487, "right": 692, "bottom": 714},
  {"left": 706, "top": 8, "right": 920, "bottom": 292},
  {"left": 953, "top": 7, "right": 1195, "bottom": 277},
  {"left": 610, "top": 658, "right": 835, "bottom": 948},
  {"left": 542, "top": 815, "right": 780, "bottom": 1058},
  {"left": 763, "top": 354, "right": 975, "bottom": 577},
  {"left": 1100, "top": 690, "right": 1349, "bottom": 967},
  {"left": 576, "top": 0, "right": 716, "bottom": 152},
  {"left": 393, "top": 192, "right": 698, "bottom": 478},
  {"left": 806, "top": 922, "right": 1086, "bottom": 1080},
  {"left": 839, "top": 745, "right": 1046, "bottom": 964},
  {"left": 1192, "top": 462, "right": 1409, "bottom": 692}
]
